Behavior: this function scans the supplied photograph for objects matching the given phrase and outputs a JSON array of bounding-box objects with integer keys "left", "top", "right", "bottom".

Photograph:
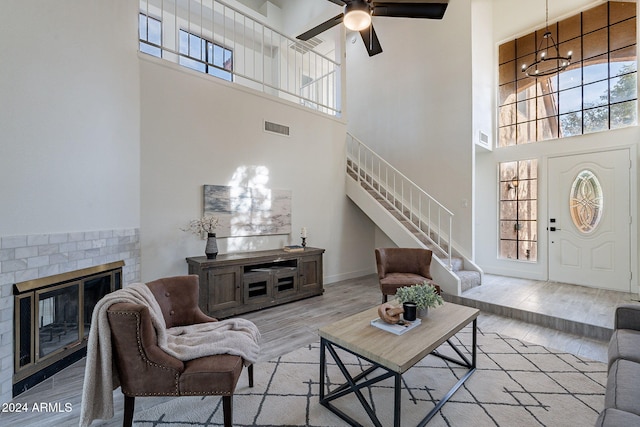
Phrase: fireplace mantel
[{"left": 14, "top": 261, "right": 125, "bottom": 293}]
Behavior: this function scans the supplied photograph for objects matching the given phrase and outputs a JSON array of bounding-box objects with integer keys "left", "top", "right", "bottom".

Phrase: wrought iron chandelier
[{"left": 522, "top": 0, "right": 572, "bottom": 77}]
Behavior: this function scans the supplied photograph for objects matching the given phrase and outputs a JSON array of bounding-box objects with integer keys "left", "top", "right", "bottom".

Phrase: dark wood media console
[{"left": 186, "top": 247, "right": 324, "bottom": 318}]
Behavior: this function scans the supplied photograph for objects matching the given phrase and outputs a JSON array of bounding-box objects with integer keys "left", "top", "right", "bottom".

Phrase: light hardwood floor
[{"left": 1, "top": 273, "right": 627, "bottom": 427}]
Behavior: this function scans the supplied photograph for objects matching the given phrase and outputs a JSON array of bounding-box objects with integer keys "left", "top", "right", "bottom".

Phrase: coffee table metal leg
[
  {"left": 320, "top": 320, "right": 478, "bottom": 427},
  {"left": 472, "top": 318, "right": 477, "bottom": 367},
  {"left": 320, "top": 338, "right": 326, "bottom": 402},
  {"left": 320, "top": 339, "right": 393, "bottom": 427},
  {"left": 417, "top": 319, "right": 478, "bottom": 427},
  {"left": 394, "top": 373, "right": 402, "bottom": 427}
]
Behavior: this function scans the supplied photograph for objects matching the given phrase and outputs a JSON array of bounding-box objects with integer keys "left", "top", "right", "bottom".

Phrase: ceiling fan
[{"left": 296, "top": 0, "right": 449, "bottom": 57}]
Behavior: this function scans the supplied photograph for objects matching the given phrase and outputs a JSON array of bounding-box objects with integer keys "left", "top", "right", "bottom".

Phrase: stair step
[
  {"left": 349, "top": 161, "right": 482, "bottom": 294},
  {"left": 456, "top": 270, "right": 481, "bottom": 293},
  {"left": 450, "top": 257, "right": 464, "bottom": 271}
]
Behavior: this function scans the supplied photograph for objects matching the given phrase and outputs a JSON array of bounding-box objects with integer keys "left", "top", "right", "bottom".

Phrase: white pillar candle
[{"left": 301, "top": 227, "right": 307, "bottom": 238}]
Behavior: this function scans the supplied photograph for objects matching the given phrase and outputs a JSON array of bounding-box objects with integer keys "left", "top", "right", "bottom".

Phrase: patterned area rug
[{"left": 133, "top": 328, "right": 606, "bottom": 426}]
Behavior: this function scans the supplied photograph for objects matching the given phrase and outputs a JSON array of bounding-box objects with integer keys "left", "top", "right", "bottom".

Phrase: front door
[{"left": 547, "top": 149, "right": 632, "bottom": 291}]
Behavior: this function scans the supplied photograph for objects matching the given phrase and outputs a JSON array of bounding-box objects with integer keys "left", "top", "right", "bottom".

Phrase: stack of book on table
[{"left": 370, "top": 317, "right": 421, "bottom": 335}]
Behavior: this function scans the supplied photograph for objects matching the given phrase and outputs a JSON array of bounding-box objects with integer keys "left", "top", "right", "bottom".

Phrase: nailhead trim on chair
[
  {"left": 109, "top": 310, "right": 180, "bottom": 396},
  {"left": 109, "top": 309, "right": 243, "bottom": 398}
]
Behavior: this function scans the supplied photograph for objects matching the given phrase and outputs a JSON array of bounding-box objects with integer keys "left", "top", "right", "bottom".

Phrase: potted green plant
[{"left": 395, "top": 281, "right": 444, "bottom": 317}]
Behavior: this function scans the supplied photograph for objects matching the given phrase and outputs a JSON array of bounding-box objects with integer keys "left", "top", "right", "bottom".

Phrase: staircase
[{"left": 345, "top": 133, "right": 482, "bottom": 296}]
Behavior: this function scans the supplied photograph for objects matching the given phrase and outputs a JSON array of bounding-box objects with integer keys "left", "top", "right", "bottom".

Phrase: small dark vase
[{"left": 205, "top": 233, "right": 218, "bottom": 259}]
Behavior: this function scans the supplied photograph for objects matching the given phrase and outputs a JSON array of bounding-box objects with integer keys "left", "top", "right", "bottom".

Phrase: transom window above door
[{"left": 498, "top": 1, "right": 637, "bottom": 147}]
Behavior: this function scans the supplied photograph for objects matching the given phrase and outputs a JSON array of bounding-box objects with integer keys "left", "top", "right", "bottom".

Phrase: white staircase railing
[
  {"left": 346, "top": 133, "right": 454, "bottom": 268},
  {"left": 139, "top": 0, "right": 341, "bottom": 116}
]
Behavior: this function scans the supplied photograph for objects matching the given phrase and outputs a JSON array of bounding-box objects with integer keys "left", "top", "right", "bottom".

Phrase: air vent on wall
[
  {"left": 264, "top": 120, "right": 290, "bottom": 137},
  {"left": 476, "top": 130, "right": 492, "bottom": 151},
  {"left": 290, "top": 36, "right": 323, "bottom": 54},
  {"left": 478, "top": 131, "right": 489, "bottom": 146}
]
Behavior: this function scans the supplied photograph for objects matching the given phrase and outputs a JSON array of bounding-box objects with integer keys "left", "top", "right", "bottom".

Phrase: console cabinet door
[
  {"left": 299, "top": 254, "right": 323, "bottom": 294},
  {"left": 207, "top": 266, "right": 242, "bottom": 314},
  {"left": 243, "top": 271, "right": 272, "bottom": 305},
  {"left": 273, "top": 267, "right": 298, "bottom": 299}
]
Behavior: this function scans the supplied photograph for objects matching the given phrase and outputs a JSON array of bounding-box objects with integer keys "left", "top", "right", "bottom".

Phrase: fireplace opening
[{"left": 13, "top": 261, "right": 123, "bottom": 396}]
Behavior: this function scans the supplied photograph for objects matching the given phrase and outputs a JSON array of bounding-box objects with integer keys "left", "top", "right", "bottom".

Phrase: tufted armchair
[
  {"left": 106, "top": 275, "right": 254, "bottom": 427},
  {"left": 375, "top": 248, "right": 441, "bottom": 303}
]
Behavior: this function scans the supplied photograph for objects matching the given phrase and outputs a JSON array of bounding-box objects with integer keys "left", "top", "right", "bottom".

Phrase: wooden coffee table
[{"left": 318, "top": 302, "right": 479, "bottom": 427}]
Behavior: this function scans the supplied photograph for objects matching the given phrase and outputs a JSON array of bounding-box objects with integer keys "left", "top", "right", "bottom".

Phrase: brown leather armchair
[
  {"left": 375, "top": 248, "right": 441, "bottom": 303},
  {"left": 106, "top": 275, "right": 254, "bottom": 427}
]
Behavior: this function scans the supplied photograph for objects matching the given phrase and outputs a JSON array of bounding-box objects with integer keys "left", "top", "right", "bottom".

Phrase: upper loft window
[
  {"left": 179, "top": 30, "right": 233, "bottom": 82},
  {"left": 139, "top": 13, "right": 161, "bottom": 58},
  {"left": 138, "top": 13, "right": 233, "bottom": 82},
  {"left": 498, "top": 1, "right": 637, "bottom": 147}
]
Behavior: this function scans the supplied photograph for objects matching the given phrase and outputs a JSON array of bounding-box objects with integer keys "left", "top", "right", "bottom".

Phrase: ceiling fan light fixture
[
  {"left": 344, "top": 2, "right": 372, "bottom": 32},
  {"left": 296, "top": 0, "right": 449, "bottom": 57}
]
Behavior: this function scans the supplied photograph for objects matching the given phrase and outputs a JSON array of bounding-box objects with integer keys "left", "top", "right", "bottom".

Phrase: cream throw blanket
[{"left": 79, "top": 282, "right": 260, "bottom": 427}]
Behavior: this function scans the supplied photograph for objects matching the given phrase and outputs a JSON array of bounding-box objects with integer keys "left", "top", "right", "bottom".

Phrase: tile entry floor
[{"left": 468, "top": 274, "right": 638, "bottom": 330}]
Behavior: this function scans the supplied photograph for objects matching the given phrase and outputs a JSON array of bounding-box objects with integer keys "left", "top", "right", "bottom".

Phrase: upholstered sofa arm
[
  {"left": 107, "top": 303, "right": 184, "bottom": 395},
  {"left": 614, "top": 304, "right": 640, "bottom": 331}
]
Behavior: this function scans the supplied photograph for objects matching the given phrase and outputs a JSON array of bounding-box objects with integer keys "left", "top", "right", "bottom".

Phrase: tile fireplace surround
[{"left": 0, "top": 228, "right": 140, "bottom": 404}]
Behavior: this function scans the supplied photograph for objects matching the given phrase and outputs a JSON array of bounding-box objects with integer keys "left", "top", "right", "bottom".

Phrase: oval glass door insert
[{"left": 569, "top": 170, "right": 603, "bottom": 233}]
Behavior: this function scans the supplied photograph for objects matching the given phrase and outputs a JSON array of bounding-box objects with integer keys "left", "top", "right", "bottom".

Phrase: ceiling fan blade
[
  {"left": 372, "top": 2, "right": 449, "bottom": 19},
  {"left": 297, "top": 13, "right": 344, "bottom": 41},
  {"left": 359, "top": 24, "right": 383, "bottom": 57},
  {"left": 326, "top": 0, "right": 346, "bottom": 5}
]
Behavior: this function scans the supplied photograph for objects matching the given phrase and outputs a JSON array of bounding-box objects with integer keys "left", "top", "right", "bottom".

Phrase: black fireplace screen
[
  {"left": 13, "top": 261, "right": 123, "bottom": 396},
  {"left": 37, "top": 283, "right": 80, "bottom": 359},
  {"left": 16, "top": 296, "right": 31, "bottom": 369},
  {"left": 83, "top": 275, "right": 112, "bottom": 337}
]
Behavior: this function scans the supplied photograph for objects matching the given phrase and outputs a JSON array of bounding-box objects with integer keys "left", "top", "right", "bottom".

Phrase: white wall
[
  {"left": 472, "top": 0, "right": 495, "bottom": 147},
  {"left": 0, "top": 0, "right": 141, "bottom": 235},
  {"left": 346, "top": 0, "right": 475, "bottom": 259},
  {"left": 0, "top": 0, "right": 141, "bottom": 405},
  {"left": 139, "top": 57, "right": 375, "bottom": 283}
]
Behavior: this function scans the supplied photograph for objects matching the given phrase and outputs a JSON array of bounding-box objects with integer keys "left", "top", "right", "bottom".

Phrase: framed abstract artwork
[{"left": 203, "top": 185, "right": 292, "bottom": 237}]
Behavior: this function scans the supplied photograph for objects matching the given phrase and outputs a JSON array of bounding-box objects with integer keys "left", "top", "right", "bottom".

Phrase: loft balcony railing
[
  {"left": 346, "top": 133, "right": 454, "bottom": 268},
  {"left": 139, "top": 0, "right": 341, "bottom": 117}
]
